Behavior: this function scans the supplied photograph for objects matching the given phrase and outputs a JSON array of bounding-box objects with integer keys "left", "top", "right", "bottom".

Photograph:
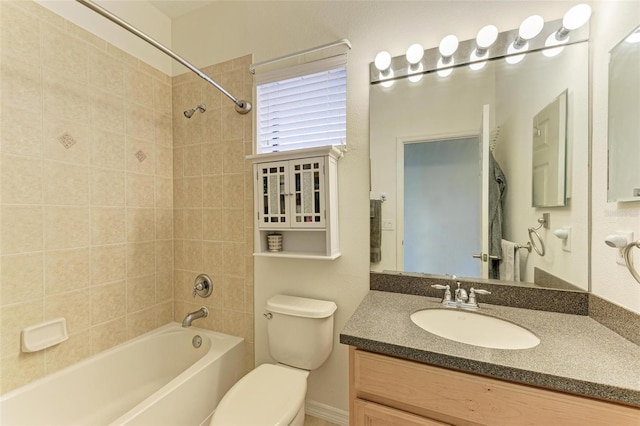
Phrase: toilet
[{"left": 210, "top": 294, "right": 338, "bottom": 426}]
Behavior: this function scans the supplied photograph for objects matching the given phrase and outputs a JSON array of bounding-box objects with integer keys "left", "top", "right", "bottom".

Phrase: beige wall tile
[
  {"left": 155, "top": 176, "right": 173, "bottom": 209},
  {"left": 41, "top": 23, "right": 87, "bottom": 83},
  {"left": 44, "top": 206, "right": 90, "bottom": 250},
  {"left": 224, "top": 276, "right": 245, "bottom": 311},
  {"left": 0, "top": 352, "right": 44, "bottom": 394},
  {"left": 87, "top": 47, "right": 124, "bottom": 95},
  {"left": 91, "top": 207, "right": 126, "bottom": 245},
  {"left": 43, "top": 118, "right": 89, "bottom": 165},
  {"left": 156, "top": 145, "right": 172, "bottom": 177},
  {"left": 201, "top": 143, "right": 224, "bottom": 176},
  {"left": 223, "top": 174, "right": 244, "bottom": 209},
  {"left": 183, "top": 240, "right": 203, "bottom": 272},
  {"left": 90, "top": 90, "right": 125, "bottom": 134},
  {"left": 156, "top": 270, "right": 173, "bottom": 303},
  {"left": 91, "top": 281, "right": 125, "bottom": 325},
  {"left": 223, "top": 242, "right": 244, "bottom": 277},
  {"left": 44, "top": 330, "right": 91, "bottom": 375},
  {"left": 91, "top": 317, "right": 126, "bottom": 355},
  {"left": 125, "top": 65, "right": 154, "bottom": 107},
  {"left": 90, "top": 129, "right": 125, "bottom": 170},
  {"left": 45, "top": 288, "right": 91, "bottom": 334},
  {"left": 223, "top": 209, "right": 244, "bottom": 242},
  {"left": 202, "top": 241, "right": 224, "bottom": 276},
  {"left": 91, "top": 168, "right": 125, "bottom": 206},
  {"left": 125, "top": 103, "right": 155, "bottom": 141},
  {"left": 91, "top": 244, "right": 126, "bottom": 285},
  {"left": 126, "top": 307, "right": 156, "bottom": 339},
  {"left": 126, "top": 207, "right": 156, "bottom": 242},
  {"left": 203, "top": 108, "right": 222, "bottom": 143},
  {"left": 1, "top": 253, "right": 44, "bottom": 305},
  {"left": 43, "top": 74, "right": 89, "bottom": 123},
  {"left": 45, "top": 248, "right": 90, "bottom": 295},
  {"left": 1, "top": 57, "right": 42, "bottom": 110},
  {"left": 1, "top": 299, "right": 44, "bottom": 357},
  {"left": 126, "top": 137, "right": 155, "bottom": 175},
  {"left": 202, "top": 208, "right": 223, "bottom": 241},
  {"left": 202, "top": 175, "right": 223, "bottom": 208},
  {"left": 0, "top": 2, "right": 41, "bottom": 65},
  {"left": 223, "top": 309, "right": 244, "bottom": 338},
  {"left": 182, "top": 177, "right": 203, "bottom": 208},
  {"left": 155, "top": 239, "right": 173, "bottom": 273},
  {"left": 127, "top": 274, "right": 156, "bottom": 314},
  {"left": 183, "top": 209, "right": 203, "bottom": 240},
  {"left": 155, "top": 113, "right": 173, "bottom": 148},
  {"left": 173, "top": 147, "right": 184, "bottom": 178},
  {"left": 1, "top": 154, "right": 42, "bottom": 204},
  {"left": 126, "top": 173, "right": 155, "bottom": 207},
  {"left": 173, "top": 240, "right": 185, "bottom": 271},
  {"left": 156, "top": 208, "right": 173, "bottom": 240},
  {"left": 222, "top": 141, "right": 245, "bottom": 174},
  {"left": 183, "top": 145, "right": 202, "bottom": 177},
  {"left": 153, "top": 301, "right": 173, "bottom": 326},
  {"left": 43, "top": 161, "right": 89, "bottom": 206},
  {"left": 154, "top": 79, "right": 172, "bottom": 116},
  {"left": 126, "top": 242, "right": 155, "bottom": 278},
  {"left": 0, "top": 106, "right": 43, "bottom": 157},
  {"left": 221, "top": 106, "right": 244, "bottom": 141},
  {"left": 1, "top": 205, "right": 43, "bottom": 254}
]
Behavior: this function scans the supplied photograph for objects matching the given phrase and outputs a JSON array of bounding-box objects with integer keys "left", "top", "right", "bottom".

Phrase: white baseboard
[{"left": 305, "top": 400, "right": 349, "bottom": 426}]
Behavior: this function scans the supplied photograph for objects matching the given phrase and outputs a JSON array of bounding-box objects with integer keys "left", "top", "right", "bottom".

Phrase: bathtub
[{"left": 0, "top": 323, "right": 245, "bottom": 426}]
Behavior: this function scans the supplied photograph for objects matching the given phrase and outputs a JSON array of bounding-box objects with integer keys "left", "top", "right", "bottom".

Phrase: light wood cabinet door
[{"left": 354, "top": 399, "right": 451, "bottom": 426}]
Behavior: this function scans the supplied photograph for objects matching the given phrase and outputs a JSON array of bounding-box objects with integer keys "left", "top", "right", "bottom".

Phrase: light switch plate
[{"left": 382, "top": 219, "right": 394, "bottom": 230}]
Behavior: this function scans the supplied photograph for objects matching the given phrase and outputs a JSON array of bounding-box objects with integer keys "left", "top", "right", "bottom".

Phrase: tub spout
[{"left": 182, "top": 307, "right": 208, "bottom": 327}]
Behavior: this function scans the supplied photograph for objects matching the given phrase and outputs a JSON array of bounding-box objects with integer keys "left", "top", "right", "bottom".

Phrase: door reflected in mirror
[
  {"left": 608, "top": 25, "right": 640, "bottom": 203},
  {"left": 370, "top": 41, "right": 589, "bottom": 291}
]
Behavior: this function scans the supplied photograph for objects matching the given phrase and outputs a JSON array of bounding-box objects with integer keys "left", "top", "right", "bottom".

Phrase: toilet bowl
[{"left": 210, "top": 295, "right": 337, "bottom": 426}]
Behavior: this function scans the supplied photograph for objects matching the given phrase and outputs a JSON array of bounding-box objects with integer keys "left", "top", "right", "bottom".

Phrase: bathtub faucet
[{"left": 182, "top": 306, "right": 209, "bottom": 327}]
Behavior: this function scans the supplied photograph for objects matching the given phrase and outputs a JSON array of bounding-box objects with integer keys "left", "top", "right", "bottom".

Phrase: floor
[{"left": 304, "top": 415, "right": 341, "bottom": 426}]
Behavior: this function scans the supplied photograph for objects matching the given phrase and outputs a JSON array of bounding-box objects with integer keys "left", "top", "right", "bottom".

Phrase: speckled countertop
[{"left": 340, "top": 290, "right": 640, "bottom": 407}]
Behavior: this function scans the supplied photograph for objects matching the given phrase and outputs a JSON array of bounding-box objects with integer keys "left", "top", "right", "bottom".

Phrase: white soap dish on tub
[{"left": 21, "top": 318, "right": 68, "bottom": 352}]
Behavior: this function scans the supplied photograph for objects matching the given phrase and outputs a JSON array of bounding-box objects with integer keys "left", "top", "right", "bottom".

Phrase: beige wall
[
  {"left": 171, "top": 56, "right": 255, "bottom": 374},
  {"left": 0, "top": 0, "right": 174, "bottom": 393}
]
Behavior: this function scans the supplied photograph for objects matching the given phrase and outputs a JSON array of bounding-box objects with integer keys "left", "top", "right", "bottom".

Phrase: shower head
[{"left": 184, "top": 104, "right": 206, "bottom": 119}]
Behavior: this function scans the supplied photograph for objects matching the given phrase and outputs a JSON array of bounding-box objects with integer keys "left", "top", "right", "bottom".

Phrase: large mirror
[
  {"left": 370, "top": 41, "right": 589, "bottom": 291},
  {"left": 608, "top": 25, "right": 640, "bottom": 203}
]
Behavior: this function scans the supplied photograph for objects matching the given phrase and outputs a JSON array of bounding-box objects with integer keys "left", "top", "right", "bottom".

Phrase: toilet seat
[{"left": 210, "top": 364, "right": 308, "bottom": 426}]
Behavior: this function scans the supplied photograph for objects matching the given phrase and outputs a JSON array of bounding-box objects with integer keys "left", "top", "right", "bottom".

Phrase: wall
[
  {"left": 0, "top": 0, "right": 173, "bottom": 393},
  {"left": 591, "top": 0, "right": 640, "bottom": 313},
  {"left": 171, "top": 56, "right": 255, "bottom": 374}
]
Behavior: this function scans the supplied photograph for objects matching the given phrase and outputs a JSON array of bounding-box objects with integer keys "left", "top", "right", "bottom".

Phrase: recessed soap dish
[{"left": 21, "top": 318, "right": 68, "bottom": 352}]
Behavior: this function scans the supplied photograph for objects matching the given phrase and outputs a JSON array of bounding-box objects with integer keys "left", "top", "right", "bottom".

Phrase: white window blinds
[{"left": 255, "top": 55, "right": 347, "bottom": 154}]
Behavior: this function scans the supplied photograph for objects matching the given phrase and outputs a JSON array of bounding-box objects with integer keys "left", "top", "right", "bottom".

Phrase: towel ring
[
  {"left": 622, "top": 240, "right": 640, "bottom": 284},
  {"left": 527, "top": 227, "right": 546, "bottom": 256}
]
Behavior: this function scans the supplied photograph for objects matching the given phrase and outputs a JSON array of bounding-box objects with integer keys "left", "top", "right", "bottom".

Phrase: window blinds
[{"left": 255, "top": 56, "right": 347, "bottom": 154}]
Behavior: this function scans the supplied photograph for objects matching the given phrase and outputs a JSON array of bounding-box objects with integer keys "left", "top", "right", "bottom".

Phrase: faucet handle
[
  {"left": 431, "top": 284, "right": 452, "bottom": 302},
  {"left": 468, "top": 288, "right": 491, "bottom": 305}
]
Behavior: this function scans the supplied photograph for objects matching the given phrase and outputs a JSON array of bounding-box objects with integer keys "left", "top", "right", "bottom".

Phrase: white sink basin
[{"left": 410, "top": 309, "right": 540, "bottom": 350}]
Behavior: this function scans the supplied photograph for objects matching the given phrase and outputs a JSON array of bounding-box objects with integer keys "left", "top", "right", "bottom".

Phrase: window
[{"left": 255, "top": 56, "right": 347, "bottom": 154}]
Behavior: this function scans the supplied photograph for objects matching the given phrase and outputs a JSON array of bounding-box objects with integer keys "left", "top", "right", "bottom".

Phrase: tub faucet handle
[{"left": 193, "top": 274, "right": 213, "bottom": 298}]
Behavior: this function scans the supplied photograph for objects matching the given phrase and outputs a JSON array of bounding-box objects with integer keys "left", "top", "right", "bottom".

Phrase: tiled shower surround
[{"left": 0, "top": 0, "right": 254, "bottom": 393}]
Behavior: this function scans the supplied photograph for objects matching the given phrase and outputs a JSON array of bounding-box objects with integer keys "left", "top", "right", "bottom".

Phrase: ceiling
[{"left": 148, "top": 0, "right": 214, "bottom": 19}]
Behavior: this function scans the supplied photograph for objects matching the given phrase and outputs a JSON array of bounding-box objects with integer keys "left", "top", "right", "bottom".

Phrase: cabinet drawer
[
  {"left": 352, "top": 348, "right": 640, "bottom": 426},
  {"left": 354, "top": 399, "right": 450, "bottom": 426}
]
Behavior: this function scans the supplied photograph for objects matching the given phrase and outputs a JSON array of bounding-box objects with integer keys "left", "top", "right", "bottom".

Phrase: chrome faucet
[
  {"left": 431, "top": 276, "right": 491, "bottom": 310},
  {"left": 182, "top": 306, "right": 208, "bottom": 327}
]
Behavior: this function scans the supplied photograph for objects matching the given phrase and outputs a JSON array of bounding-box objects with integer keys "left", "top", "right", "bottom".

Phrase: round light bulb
[
  {"left": 439, "top": 35, "right": 459, "bottom": 57},
  {"left": 374, "top": 51, "right": 392, "bottom": 71},
  {"left": 405, "top": 43, "right": 424, "bottom": 65},
  {"left": 562, "top": 4, "right": 591, "bottom": 30},
  {"left": 469, "top": 50, "right": 487, "bottom": 70},
  {"left": 519, "top": 15, "right": 544, "bottom": 40},
  {"left": 408, "top": 62, "right": 423, "bottom": 82},
  {"left": 476, "top": 25, "right": 499, "bottom": 49}
]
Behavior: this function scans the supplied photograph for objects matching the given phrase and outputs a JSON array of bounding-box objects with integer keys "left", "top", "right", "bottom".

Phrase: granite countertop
[{"left": 340, "top": 290, "right": 640, "bottom": 407}]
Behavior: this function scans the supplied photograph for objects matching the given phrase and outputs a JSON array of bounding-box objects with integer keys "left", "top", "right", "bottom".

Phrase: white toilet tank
[{"left": 265, "top": 295, "right": 337, "bottom": 370}]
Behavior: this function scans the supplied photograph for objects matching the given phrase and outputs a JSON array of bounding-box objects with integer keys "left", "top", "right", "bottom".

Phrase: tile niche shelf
[{"left": 247, "top": 146, "right": 342, "bottom": 260}]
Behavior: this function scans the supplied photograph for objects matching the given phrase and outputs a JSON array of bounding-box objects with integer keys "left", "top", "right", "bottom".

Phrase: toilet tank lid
[{"left": 266, "top": 295, "right": 337, "bottom": 318}]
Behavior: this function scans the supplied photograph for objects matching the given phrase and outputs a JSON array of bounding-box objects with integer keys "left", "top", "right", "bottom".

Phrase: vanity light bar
[{"left": 370, "top": 17, "right": 590, "bottom": 85}]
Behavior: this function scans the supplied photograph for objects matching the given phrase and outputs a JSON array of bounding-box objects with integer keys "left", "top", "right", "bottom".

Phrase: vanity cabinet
[
  {"left": 349, "top": 347, "right": 640, "bottom": 426},
  {"left": 248, "top": 146, "right": 341, "bottom": 259}
]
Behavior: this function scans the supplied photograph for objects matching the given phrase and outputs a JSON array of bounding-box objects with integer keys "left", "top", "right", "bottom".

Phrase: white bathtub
[{"left": 0, "top": 323, "right": 245, "bottom": 426}]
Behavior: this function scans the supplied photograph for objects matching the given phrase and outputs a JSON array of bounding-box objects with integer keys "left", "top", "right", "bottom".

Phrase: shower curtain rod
[
  {"left": 249, "top": 39, "right": 352, "bottom": 74},
  {"left": 75, "top": 0, "right": 251, "bottom": 114}
]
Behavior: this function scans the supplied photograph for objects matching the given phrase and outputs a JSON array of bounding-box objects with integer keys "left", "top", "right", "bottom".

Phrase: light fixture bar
[{"left": 369, "top": 18, "right": 589, "bottom": 84}]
